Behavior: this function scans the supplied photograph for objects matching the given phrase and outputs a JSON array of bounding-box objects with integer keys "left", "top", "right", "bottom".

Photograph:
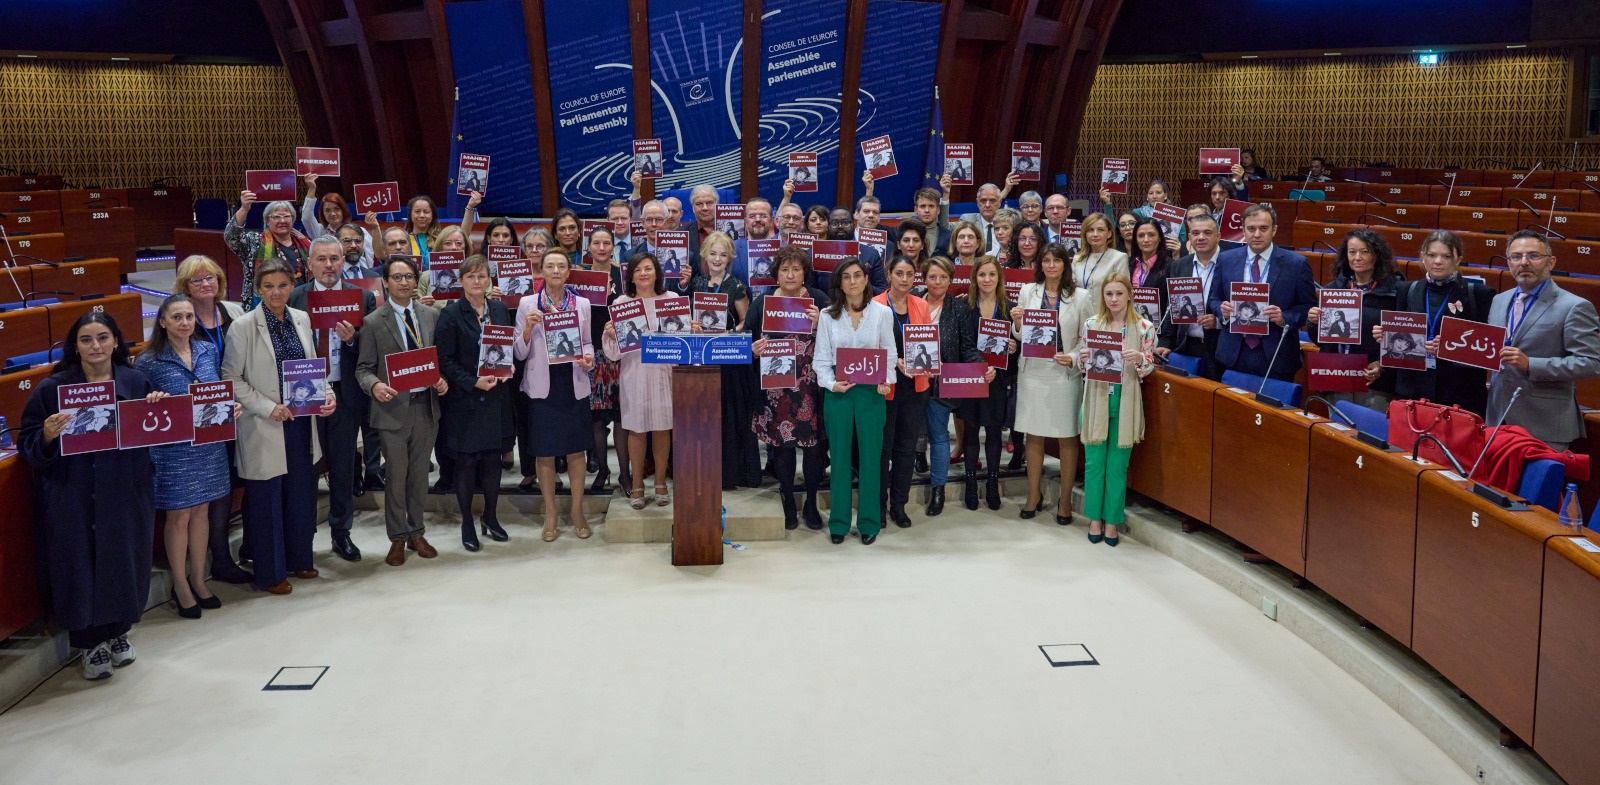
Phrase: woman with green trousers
[
  {"left": 1077, "top": 272, "right": 1156, "bottom": 546},
  {"left": 813, "top": 257, "right": 898, "bottom": 545}
]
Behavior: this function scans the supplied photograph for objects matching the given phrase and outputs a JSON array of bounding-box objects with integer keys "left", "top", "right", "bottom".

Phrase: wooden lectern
[{"left": 670, "top": 365, "right": 724, "bottom": 566}]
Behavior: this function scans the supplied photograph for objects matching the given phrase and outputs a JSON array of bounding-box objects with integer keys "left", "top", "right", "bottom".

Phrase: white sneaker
[
  {"left": 108, "top": 634, "right": 136, "bottom": 668},
  {"left": 81, "top": 644, "right": 113, "bottom": 681}
]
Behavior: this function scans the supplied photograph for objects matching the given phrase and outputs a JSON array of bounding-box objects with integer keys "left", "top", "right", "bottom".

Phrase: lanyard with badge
[{"left": 1422, "top": 284, "right": 1454, "bottom": 370}]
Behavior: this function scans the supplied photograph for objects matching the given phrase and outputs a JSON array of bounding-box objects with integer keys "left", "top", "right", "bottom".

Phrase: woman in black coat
[
  {"left": 921, "top": 255, "right": 982, "bottom": 515},
  {"left": 19, "top": 313, "right": 162, "bottom": 681},
  {"left": 435, "top": 255, "right": 516, "bottom": 552},
  {"left": 1307, "top": 228, "right": 1405, "bottom": 413},
  {"left": 1380, "top": 230, "right": 1495, "bottom": 416}
]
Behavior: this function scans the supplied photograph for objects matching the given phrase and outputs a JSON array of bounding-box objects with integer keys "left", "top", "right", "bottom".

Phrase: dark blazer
[
  {"left": 930, "top": 297, "right": 982, "bottom": 403},
  {"left": 1391, "top": 275, "right": 1495, "bottom": 415},
  {"left": 355, "top": 300, "right": 443, "bottom": 429},
  {"left": 1160, "top": 253, "right": 1223, "bottom": 379},
  {"left": 288, "top": 280, "right": 378, "bottom": 391},
  {"left": 1207, "top": 245, "right": 1317, "bottom": 375},
  {"left": 1310, "top": 272, "right": 1404, "bottom": 395},
  {"left": 629, "top": 239, "right": 700, "bottom": 295},
  {"left": 434, "top": 297, "right": 515, "bottom": 455}
]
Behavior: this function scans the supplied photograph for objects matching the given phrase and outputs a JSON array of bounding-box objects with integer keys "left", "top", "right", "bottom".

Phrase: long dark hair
[
  {"left": 552, "top": 208, "right": 582, "bottom": 253},
  {"left": 1008, "top": 221, "right": 1046, "bottom": 269},
  {"left": 1130, "top": 217, "right": 1173, "bottom": 276},
  {"left": 478, "top": 217, "right": 520, "bottom": 254},
  {"left": 825, "top": 256, "right": 871, "bottom": 318},
  {"left": 53, "top": 312, "right": 131, "bottom": 374},
  {"left": 145, "top": 294, "right": 195, "bottom": 359},
  {"left": 1035, "top": 243, "right": 1077, "bottom": 297},
  {"left": 1334, "top": 228, "right": 1399, "bottom": 285},
  {"left": 626, "top": 252, "right": 666, "bottom": 297}
]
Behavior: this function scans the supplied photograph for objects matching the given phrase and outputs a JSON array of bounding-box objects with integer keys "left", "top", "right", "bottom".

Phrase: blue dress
[{"left": 135, "top": 341, "right": 232, "bottom": 510}]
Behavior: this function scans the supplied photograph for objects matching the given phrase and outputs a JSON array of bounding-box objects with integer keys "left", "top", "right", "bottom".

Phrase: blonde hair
[
  {"left": 1095, "top": 271, "right": 1136, "bottom": 325},
  {"left": 965, "top": 255, "right": 1012, "bottom": 318},
  {"left": 1075, "top": 212, "right": 1115, "bottom": 264},
  {"left": 175, "top": 255, "right": 227, "bottom": 299},
  {"left": 431, "top": 224, "right": 469, "bottom": 253},
  {"left": 701, "top": 231, "right": 736, "bottom": 265}
]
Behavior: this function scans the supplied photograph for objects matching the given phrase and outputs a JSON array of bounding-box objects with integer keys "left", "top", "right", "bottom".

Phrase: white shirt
[
  {"left": 1188, "top": 250, "right": 1219, "bottom": 339},
  {"left": 813, "top": 299, "right": 899, "bottom": 390},
  {"left": 1245, "top": 244, "right": 1275, "bottom": 284},
  {"left": 391, "top": 300, "right": 423, "bottom": 356}
]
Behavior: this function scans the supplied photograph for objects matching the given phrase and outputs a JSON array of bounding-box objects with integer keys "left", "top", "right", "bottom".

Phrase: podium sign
[{"left": 641, "top": 334, "right": 753, "bottom": 366}]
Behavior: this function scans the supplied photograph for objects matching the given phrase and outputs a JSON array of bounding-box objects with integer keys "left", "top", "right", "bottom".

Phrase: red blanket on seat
[{"left": 1475, "top": 425, "right": 1591, "bottom": 492}]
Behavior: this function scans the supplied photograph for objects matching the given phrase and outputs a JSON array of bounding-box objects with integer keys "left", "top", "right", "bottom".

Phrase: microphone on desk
[
  {"left": 1253, "top": 323, "right": 1295, "bottom": 409},
  {"left": 1304, "top": 395, "right": 1390, "bottom": 450},
  {"left": 7, "top": 255, "right": 60, "bottom": 268},
  {"left": 26, "top": 290, "right": 76, "bottom": 300},
  {"left": 1411, "top": 388, "right": 1527, "bottom": 510}
]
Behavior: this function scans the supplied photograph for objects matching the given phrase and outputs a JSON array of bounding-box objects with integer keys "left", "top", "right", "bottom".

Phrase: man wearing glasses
[{"left": 1488, "top": 231, "right": 1600, "bottom": 450}]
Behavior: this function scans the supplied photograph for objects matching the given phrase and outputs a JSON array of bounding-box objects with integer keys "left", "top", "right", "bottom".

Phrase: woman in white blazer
[
  {"left": 1012, "top": 242, "right": 1093, "bottom": 524},
  {"left": 221, "top": 260, "right": 335, "bottom": 596}
]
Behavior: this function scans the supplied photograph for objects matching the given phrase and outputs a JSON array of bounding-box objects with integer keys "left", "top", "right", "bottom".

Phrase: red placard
[
  {"left": 1011, "top": 142, "right": 1042, "bottom": 181},
  {"left": 429, "top": 251, "right": 464, "bottom": 300},
  {"left": 903, "top": 323, "right": 940, "bottom": 375},
  {"left": 788, "top": 152, "right": 817, "bottom": 191},
  {"left": 543, "top": 310, "right": 583, "bottom": 363},
  {"left": 1199, "top": 147, "right": 1241, "bottom": 176},
  {"left": 1218, "top": 198, "right": 1251, "bottom": 243},
  {"left": 861, "top": 135, "right": 898, "bottom": 180},
  {"left": 786, "top": 232, "right": 818, "bottom": 254},
  {"left": 1132, "top": 287, "right": 1162, "bottom": 326},
  {"left": 245, "top": 169, "right": 296, "bottom": 198},
  {"left": 760, "top": 339, "right": 800, "bottom": 390},
  {"left": 1101, "top": 157, "right": 1130, "bottom": 195},
  {"left": 385, "top": 347, "right": 440, "bottom": 392},
  {"left": 487, "top": 244, "right": 522, "bottom": 267},
  {"left": 747, "top": 238, "right": 780, "bottom": 287},
  {"left": 714, "top": 205, "right": 746, "bottom": 240},
  {"left": 1020, "top": 309, "right": 1059, "bottom": 359},
  {"left": 1150, "top": 202, "right": 1187, "bottom": 239},
  {"left": 190, "top": 381, "right": 236, "bottom": 446},
  {"left": 937, "top": 362, "right": 990, "bottom": 398},
  {"left": 1317, "top": 289, "right": 1362, "bottom": 345},
  {"left": 306, "top": 287, "right": 364, "bottom": 330},
  {"left": 281, "top": 358, "right": 327, "bottom": 416},
  {"left": 654, "top": 230, "right": 691, "bottom": 282},
  {"left": 857, "top": 227, "right": 889, "bottom": 258},
  {"left": 654, "top": 296, "right": 692, "bottom": 334},
  {"left": 1167, "top": 277, "right": 1204, "bottom": 325},
  {"left": 117, "top": 395, "right": 195, "bottom": 449},
  {"left": 57, "top": 381, "right": 117, "bottom": 456},
  {"left": 762, "top": 295, "right": 814, "bottom": 334},
  {"left": 634, "top": 139, "right": 663, "bottom": 179},
  {"left": 565, "top": 269, "right": 611, "bottom": 305},
  {"left": 478, "top": 324, "right": 515, "bottom": 379},
  {"left": 692, "top": 292, "right": 730, "bottom": 332},
  {"left": 456, "top": 153, "right": 490, "bottom": 195},
  {"left": 1229, "top": 282, "right": 1270, "bottom": 335},
  {"left": 610, "top": 299, "right": 649, "bottom": 353},
  {"left": 837, "top": 347, "right": 889, "bottom": 384},
  {"left": 348, "top": 276, "right": 386, "bottom": 308},
  {"left": 1379, "top": 311, "right": 1428, "bottom": 370},
  {"left": 497, "top": 257, "right": 534, "bottom": 307},
  {"left": 1002, "top": 268, "right": 1033, "bottom": 302},
  {"left": 294, "top": 147, "right": 341, "bottom": 177},
  {"left": 948, "top": 264, "right": 974, "bottom": 297},
  {"left": 812, "top": 240, "right": 858, "bottom": 273},
  {"left": 1307, "top": 352, "right": 1371, "bottom": 393},
  {"left": 979, "top": 317, "right": 1012, "bottom": 368},
  {"left": 944, "top": 143, "right": 974, "bottom": 186},
  {"left": 1085, "top": 329, "right": 1124, "bottom": 384},
  {"left": 1437, "top": 316, "right": 1505, "bottom": 371},
  {"left": 353, "top": 181, "right": 401, "bottom": 215}
]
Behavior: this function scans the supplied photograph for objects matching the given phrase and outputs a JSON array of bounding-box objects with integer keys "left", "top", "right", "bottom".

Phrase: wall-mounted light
[
  {"left": 18, "top": 54, "right": 37, "bottom": 58},
  {"left": 1418, "top": 53, "right": 1440, "bottom": 66},
  {"left": 1241, "top": 55, "right": 1258, "bottom": 59},
  {"left": 1324, "top": 52, "right": 1342, "bottom": 57},
  {"left": 110, "top": 57, "right": 130, "bottom": 61},
  {"left": 1507, "top": 44, "right": 1527, "bottom": 49}
]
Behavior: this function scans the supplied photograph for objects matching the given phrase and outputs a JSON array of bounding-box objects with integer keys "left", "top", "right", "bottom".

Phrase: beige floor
[{"left": 0, "top": 500, "right": 1472, "bottom": 785}]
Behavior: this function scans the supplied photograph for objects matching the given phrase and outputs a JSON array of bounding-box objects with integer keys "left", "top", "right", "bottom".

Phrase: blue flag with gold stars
[
  {"left": 445, "top": 89, "right": 467, "bottom": 218},
  {"left": 923, "top": 85, "right": 944, "bottom": 189}
]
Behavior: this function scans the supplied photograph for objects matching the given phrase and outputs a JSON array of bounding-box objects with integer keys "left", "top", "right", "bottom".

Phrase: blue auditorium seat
[
  {"left": 4, "top": 346, "right": 62, "bottom": 370},
  {"left": 1165, "top": 352, "right": 1205, "bottom": 376},
  {"left": 1333, "top": 400, "right": 1388, "bottom": 444},
  {"left": 0, "top": 298, "right": 58, "bottom": 312},
  {"left": 1220, "top": 369, "right": 1302, "bottom": 407},
  {"left": 1517, "top": 459, "right": 1566, "bottom": 512}
]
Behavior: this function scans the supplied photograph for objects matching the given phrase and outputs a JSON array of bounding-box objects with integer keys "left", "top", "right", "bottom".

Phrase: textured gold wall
[
  {"left": 1074, "top": 49, "right": 1581, "bottom": 210},
  {"left": 0, "top": 60, "right": 306, "bottom": 200}
]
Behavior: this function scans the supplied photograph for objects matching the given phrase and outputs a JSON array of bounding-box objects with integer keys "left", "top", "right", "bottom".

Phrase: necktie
[
  {"left": 402, "top": 308, "right": 420, "bottom": 351},
  {"left": 1244, "top": 255, "right": 1264, "bottom": 349},
  {"left": 985, "top": 223, "right": 995, "bottom": 252}
]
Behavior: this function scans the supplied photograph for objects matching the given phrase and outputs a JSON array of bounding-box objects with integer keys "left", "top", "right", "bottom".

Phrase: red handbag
[{"left": 1387, "top": 398, "right": 1486, "bottom": 469}]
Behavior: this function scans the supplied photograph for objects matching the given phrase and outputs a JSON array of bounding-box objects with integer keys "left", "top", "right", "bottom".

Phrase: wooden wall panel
[
  {"left": 1075, "top": 48, "right": 1581, "bottom": 211},
  {"left": 0, "top": 61, "right": 306, "bottom": 200}
]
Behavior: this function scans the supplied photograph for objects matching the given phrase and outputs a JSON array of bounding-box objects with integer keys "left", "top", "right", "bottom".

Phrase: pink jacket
[{"left": 512, "top": 292, "right": 594, "bottom": 400}]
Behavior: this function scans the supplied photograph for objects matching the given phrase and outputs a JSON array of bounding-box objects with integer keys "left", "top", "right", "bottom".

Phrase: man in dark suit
[
  {"left": 630, "top": 199, "right": 699, "bottom": 292},
  {"left": 1159, "top": 216, "right": 1226, "bottom": 382},
  {"left": 1488, "top": 231, "right": 1600, "bottom": 450},
  {"left": 356, "top": 256, "right": 449, "bottom": 566},
  {"left": 826, "top": 207, "right": 887, "bottom": 293},
  {"left": 337, "top": 223, "right": 388, "bottom": 491},
  {"left": 289, "top": 237, "right": 377, "bottom": 562},
  {"left": 1206, "top": 204, "right": 1316, "bottom": 382}
]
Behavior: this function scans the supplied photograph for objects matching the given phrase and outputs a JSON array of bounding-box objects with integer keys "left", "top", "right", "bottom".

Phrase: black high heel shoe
[
  {"left": 189, "top": 578, "right": 222, "bottom": 610},
  {"left": 589, "top": 466, "right": 611, "bottom": 495},
  {"left": 481, "top": 517, "right": 509, "bottom": 542},
  {"left": 172, "top": 589, "right": 201, "bottom": 619},
  {"left": 461, "top": 520, "right": 482, "bottom": 552}
]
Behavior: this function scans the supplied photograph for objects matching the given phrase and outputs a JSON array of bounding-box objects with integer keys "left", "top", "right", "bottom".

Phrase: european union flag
[{"left": 923, "top": 85, "right": 944, "bottom": 188}]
